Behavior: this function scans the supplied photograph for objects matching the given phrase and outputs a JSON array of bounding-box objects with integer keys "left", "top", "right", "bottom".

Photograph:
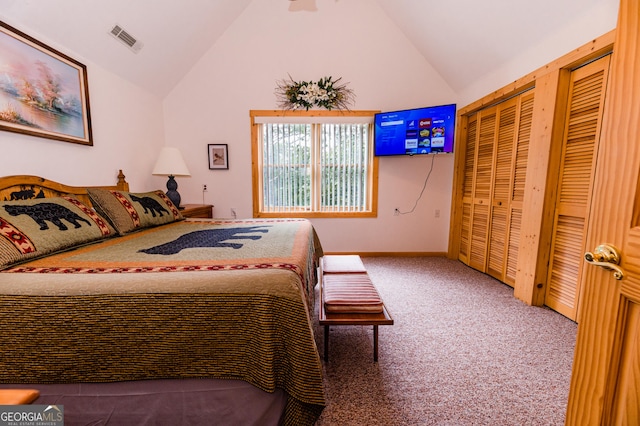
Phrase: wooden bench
[{"left": 319, "top": 255, "right": 393, "bottom": 362}]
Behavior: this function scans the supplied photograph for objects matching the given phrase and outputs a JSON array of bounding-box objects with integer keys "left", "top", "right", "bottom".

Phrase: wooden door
[
  {"left": 545, "top": 55, "right": 611, "bottom": 321},
  {"left": 468, "top": 107, "right": 497, "bottom": 271},
  {"left": 487, "top": 98, "right": 517, "bottom": 281},
  {"left": 566, "top": 0, "right": 640, "bottom": 423},
  {"left": 458, "top": 93, "right": 534, "bottom": 284},
  {"left": 504, "top": 92, "right": 534, "bottom": 286},
  {"left": 458, "top": 114, "right": 477, "bottom": 265},
  {"left": 487, "top": 93, "right": 535, "bottom": 285}
]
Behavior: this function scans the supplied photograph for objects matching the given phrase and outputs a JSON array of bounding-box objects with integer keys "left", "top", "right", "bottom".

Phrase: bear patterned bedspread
[{"left": 0, "top": 218, "right": 325, "bottom": 425}]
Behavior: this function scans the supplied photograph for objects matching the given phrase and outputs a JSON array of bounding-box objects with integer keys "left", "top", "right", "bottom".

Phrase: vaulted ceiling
[{"left": 0, "top": 0, "right": 619, "bottom": 99}]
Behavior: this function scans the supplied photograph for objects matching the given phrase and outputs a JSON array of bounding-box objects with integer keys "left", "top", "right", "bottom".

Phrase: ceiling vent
[{"left": 109, "top": 24, "right": 143, "bottom": 53}]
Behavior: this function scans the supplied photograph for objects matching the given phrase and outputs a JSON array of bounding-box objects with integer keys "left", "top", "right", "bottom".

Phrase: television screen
[{"left": 374, "top": 104, "right": 456, "bottom": 156}]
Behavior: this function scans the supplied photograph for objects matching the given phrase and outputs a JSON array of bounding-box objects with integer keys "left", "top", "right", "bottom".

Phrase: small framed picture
[{"left": 208, "top": 144, "right": 229, "bottom": 169}]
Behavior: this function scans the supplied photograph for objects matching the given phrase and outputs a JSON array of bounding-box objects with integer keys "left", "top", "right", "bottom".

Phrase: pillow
[
  {"left": 87, "top": 188, "right": 183, "bottom": 235},
  {"left": 0, "top": 196, "right": 116, "bottom": 270}
]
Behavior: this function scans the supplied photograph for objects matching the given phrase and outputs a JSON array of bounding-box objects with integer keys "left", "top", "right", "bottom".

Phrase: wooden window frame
[{"left": 250, "top": 110, "right": 379, "bottom": 218}]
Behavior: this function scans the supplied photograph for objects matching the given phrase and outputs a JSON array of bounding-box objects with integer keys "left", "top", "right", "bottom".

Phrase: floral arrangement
[{"left": 275, "top": 75, "right": 355, "bottom": 110}]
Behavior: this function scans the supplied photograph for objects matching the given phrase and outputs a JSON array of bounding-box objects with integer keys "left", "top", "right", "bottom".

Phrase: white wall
[
  {"left": 458, "top": 0, "right": 619, "bottom": 106},
  {"left": 0, "top": 17, "right": 165, "bottom": 191},
  {"left": 163, "top": 0, "right": 458, "bottom": 253}
]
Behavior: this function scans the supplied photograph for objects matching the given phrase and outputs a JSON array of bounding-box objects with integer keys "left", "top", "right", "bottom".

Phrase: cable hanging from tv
[{"left": 396, "top": 153, "right": 436, "bottom": 215}]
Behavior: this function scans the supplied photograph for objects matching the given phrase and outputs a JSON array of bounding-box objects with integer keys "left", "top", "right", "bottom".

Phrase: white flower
[{"left": 275, "top": 75, "right": 354, "bottom": 110}]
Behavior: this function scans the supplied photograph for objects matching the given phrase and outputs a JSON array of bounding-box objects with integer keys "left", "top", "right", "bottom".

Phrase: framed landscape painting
[{"left": 0, "top": 21, "right": 93, "bottom": 146}]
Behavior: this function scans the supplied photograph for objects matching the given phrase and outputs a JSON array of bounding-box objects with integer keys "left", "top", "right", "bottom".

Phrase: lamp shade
[{"left": 152, "top": 147, "right": 191, "bottom": 177}]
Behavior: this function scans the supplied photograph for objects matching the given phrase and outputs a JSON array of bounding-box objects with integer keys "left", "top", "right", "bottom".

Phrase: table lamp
[{"left": 151, "top": 147, "right": 191, "bottom": 209}]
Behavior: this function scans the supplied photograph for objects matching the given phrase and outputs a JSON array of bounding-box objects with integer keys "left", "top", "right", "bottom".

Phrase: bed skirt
[{"left": 0, "top": 378, "right": 287, "bottom": 426}]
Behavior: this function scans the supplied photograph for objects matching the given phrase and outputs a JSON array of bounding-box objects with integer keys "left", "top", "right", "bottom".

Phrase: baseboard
[{"left": 322, "top": 252, "right": 447, "bottom": 257}]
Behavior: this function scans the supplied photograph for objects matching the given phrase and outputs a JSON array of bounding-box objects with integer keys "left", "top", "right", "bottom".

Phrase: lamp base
[{"left": 165, "top": 175, "right": 181, "bottom": 209}]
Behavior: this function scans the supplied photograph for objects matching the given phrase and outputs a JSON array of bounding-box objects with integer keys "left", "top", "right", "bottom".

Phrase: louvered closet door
[
  {"left": 458, "top": 115, "right": 478, "bottom": 264},
  {"left": 545, "top": 55, "right": 611, "bottom": 321},
  {"left": 468, "top": 107, "right": 497, "bottom": 271},
  {"left": 487, "top": 98, "right": 518, "bottom": 280},
  {"left": 459, "top": 92, "right": 534, "bottom": 281},
  {"left": 505, "top": 92, "right": 534, "bottom": 285},
  {"left": 484, "top": 92, "right": 535, "bottom": 284}
]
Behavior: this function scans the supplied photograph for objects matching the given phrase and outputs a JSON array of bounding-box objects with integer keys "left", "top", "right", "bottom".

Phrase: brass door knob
[{"left": 584, "top": 243, "right": 624, "bottom": 280}]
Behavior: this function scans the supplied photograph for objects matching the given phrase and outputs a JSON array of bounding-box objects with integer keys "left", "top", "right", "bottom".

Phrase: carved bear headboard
[{"left": 0, "top": 170, "right": 129, "bottom": 208}]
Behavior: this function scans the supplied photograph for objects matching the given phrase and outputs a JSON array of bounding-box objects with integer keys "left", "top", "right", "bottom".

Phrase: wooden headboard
[{"left": 0, "top": 170, "right": 129, "bottom": 207}]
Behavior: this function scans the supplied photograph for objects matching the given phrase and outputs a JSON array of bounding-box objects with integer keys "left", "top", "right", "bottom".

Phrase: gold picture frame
[{"left": 0, "top": 21, "right": 93, "bottom": 146}]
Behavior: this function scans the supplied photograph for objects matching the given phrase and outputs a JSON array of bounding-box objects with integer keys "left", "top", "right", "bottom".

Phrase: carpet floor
[{"left": 313, "top": 257, "right": 577, "bottom": 426}]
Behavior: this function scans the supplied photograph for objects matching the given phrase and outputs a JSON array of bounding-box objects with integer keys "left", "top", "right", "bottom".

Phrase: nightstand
[{"left": 180, "top": 204, "right": 213, "bottom": 218}]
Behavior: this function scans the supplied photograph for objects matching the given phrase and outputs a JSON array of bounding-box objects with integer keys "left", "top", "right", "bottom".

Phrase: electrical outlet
[
  {"left": 202, "top": 184, "right": 208, "bottom": 192},
  {"left": 230, "top": 208, "right": 237, "bottom": 219}
]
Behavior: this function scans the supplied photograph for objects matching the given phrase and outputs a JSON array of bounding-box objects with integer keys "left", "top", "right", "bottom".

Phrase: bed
[{"left": 0, "top": 171, "right": 325, "bottom": 425}]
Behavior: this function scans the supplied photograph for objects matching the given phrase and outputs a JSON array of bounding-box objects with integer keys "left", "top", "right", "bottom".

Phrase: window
[{"left": 251, "top": 110, "right": 379, "bottom": 218}]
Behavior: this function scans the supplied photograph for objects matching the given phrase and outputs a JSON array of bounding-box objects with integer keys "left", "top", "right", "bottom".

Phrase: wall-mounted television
[{"left": 374, "top": 104, "right": 456, "bottom": 156}]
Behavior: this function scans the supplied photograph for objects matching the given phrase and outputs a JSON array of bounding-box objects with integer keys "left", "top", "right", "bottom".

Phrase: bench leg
[
  {"left": 373, "top": 325, "right": 379, "bottom": 362},
  {"left": 324, "top": 325, "right": 330, "bottom": 361},
  {"left": 323, "top": 324, "right": 383, "bottom": 362}
]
